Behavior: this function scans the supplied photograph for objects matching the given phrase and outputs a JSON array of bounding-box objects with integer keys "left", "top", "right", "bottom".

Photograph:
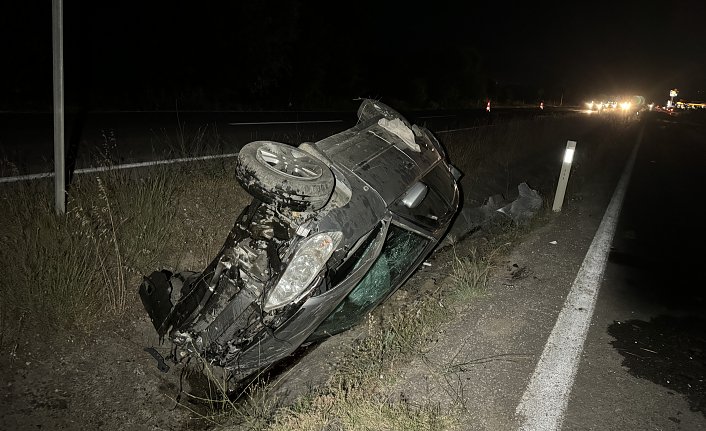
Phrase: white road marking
[
  {"left": 516, "top": 127, "right": 643, "bottom": 430},
  {"left": 417, "top": 114, "right": 456, "bottom": 119},
  {"left": 0, "top": 153, "right": 240, "bottom": 184},
  {"left": 228, "top": 119, "right": 343, "bottom": 126},
  {"left": 435, "top": 125, "right": 495, "bottom": 134}
]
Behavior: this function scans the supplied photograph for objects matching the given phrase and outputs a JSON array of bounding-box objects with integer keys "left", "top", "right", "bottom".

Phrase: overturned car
[{"left": 139, "top": 100, "right": 461, "bottom": 383}]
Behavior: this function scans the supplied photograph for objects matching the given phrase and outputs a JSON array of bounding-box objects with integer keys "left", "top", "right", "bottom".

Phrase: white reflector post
[
  {"left": 563, "top": 147, "right": 575, "bottom": 163},
  {"left": 52, "top": 0, "right": 65, "bottom": 215},
  {"left": 552, "top": 140, "right": 577, "bottom": 212}
]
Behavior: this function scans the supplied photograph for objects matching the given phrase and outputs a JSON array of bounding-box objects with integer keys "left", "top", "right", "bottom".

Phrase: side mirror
[{"left": 401, "top": 182, "right": 428, "bottom": 209}]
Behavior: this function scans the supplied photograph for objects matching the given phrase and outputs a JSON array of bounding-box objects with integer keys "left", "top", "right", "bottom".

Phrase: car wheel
[{"left": 236, "top": 141, "right": 335, "bottom": 211}]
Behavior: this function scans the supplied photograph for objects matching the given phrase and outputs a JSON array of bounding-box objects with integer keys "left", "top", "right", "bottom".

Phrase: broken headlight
[{"left": 263, "top": 232, "right": 342, "bottom": 312}]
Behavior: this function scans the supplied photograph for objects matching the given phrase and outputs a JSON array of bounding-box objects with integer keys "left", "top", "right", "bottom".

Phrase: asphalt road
[
  {"left": 562, "top": 112, "right": 706, "bottom": 430},
  {"left": 0, "top": 106, "right": 571, "bottom": 177}
]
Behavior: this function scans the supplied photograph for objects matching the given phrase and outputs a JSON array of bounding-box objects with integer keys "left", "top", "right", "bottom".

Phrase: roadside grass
[
  {"left": 153, "top": 120, "right": 228, "bottom": 159},
  {"left": 0, "top": 181, "right": 105, "bottom": 327},
  {"left": 448, "top": 247, "right": 496, "bottom": 304},
  {"left": 267, "top": 390, "right": 449, "bottom": 431},
  {"left": 170, "top": 297, "right": 456, "bottom": 430},
  {"left": 169, "top": 352, "right": 278, "bottom": 430},
  {"left": 0, "top": 131, "right": 245, "bottom": 335},
  {"left": 170, "top": 293, "right": 456, "bottom": 430},
  {"left": 439, "top": 114, "right": 634, "bottom": 205},
  {"left": 0, "top": 171, "right": 174, "bottom": 328}
]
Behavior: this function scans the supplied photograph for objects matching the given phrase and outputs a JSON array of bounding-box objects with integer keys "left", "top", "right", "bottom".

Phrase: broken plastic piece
[
  {"left": 497, "top": 183, "right": 543, "bottom": 224},
  {"left": 144, "top": 347, "right": 170, "bottom": 373}
]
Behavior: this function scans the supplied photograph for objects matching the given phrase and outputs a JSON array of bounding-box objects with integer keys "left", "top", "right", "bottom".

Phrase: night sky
[{"left": 1, "top": 0, "right": 704, "bottom": 111}]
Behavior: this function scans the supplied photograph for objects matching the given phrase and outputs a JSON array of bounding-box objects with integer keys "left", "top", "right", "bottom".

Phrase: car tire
[{"left": 236, "top": 141, "right": 335, "bottom": 211}]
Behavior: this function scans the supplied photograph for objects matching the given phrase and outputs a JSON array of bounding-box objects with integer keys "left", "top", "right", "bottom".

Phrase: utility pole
[{"left": 52, "top": 0, "right": 65, "bottom": 214}]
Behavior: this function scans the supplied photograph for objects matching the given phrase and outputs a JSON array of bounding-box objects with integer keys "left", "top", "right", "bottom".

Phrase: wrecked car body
[{"left": 139, "top": 100, "right": 460, "bottom": 383}]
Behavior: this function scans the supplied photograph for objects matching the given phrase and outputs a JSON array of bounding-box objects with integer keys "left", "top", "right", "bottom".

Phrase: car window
[{"left": 313, "top": 224, "right": 430, "bottom": 337}]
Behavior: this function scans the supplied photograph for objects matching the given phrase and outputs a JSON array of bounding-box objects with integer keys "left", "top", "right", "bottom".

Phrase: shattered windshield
[{"left": 313, "top": 224, "right": 430, "bottom": 336}]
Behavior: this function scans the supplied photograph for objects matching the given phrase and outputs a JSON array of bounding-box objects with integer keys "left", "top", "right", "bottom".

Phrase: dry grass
[
  {"left": 0, "top": 132, "right": 246, "bottom": 333},
  {"left": 438, "top": 114, "right": 631, "bottom": 205},
  {"left": 0, "top": 174, "right": 164, "bottom": 328},
  {"left": 266, "top": 390, "right": 451, "bottom": 431},
  {"left": 448, "top": 247, "right": 495, "bottom": 304},
  {"left": 184, "top": 304, "right": 456, "bottom": 430}
]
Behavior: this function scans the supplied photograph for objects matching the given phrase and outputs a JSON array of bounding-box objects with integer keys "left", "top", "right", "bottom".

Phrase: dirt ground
[
  {"left": 0, "top": 303, "right": 199, "bottom": 430},
  {"left": 0, "top": 115, "right": 637, "bottom": 431}
]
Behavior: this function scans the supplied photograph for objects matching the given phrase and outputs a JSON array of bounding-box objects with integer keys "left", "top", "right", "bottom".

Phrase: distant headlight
[
  {"left": 620, "top": 102, "right": 631, "bottom": 111},
  {"left": 263, "top": 231, "right": 343, "bottom": 312}
]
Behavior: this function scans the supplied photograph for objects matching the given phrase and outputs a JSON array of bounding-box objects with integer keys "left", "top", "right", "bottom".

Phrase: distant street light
[{"left": 669, "top": 89, "right": 678, "bottom": 108}]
